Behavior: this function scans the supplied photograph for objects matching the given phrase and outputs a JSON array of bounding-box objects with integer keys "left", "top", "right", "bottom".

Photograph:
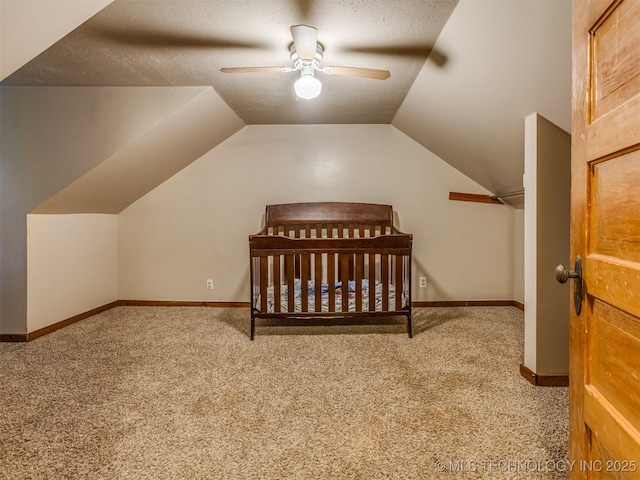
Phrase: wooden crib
[{"left": 249, "top": 202, "right": 413, "bottom": 340}]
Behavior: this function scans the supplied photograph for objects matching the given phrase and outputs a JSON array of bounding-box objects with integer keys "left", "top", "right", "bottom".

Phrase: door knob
[
  {"left": 555, "top": 256, "right": 582, "bottom": 315},
  {"left": 555, "top": 264, "right": 579, "bottom": 283}
]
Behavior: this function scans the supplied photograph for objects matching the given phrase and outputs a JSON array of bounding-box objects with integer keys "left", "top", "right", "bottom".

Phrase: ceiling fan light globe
[{"left": 294, "top": 75, "right": 322, "bottom": 99}]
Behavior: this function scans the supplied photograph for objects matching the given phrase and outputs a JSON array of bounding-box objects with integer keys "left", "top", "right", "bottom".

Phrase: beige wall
[
  {"left": 523, "top": 113, "right": 571, "bottom": 375},
  {"left": 119, "top": 124, "right": 517, "bottom": 303},
  {"left": 0, "top": 86, "right": 233, "bottom": 334},
  {"left": 27, "top": 214, "right": 118, "bottom": 332},
  {"left": 3, "top": 90, "right": 520, "bottom": 332}
]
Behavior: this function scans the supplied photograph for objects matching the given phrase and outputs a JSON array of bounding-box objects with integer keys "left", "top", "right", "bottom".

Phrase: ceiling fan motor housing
[{"left": 290, "top": 44, "right": 324, "bottom": 72}]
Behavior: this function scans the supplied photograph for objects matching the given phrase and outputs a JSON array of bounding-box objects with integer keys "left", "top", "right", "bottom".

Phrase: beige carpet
[{"left": 0, "top": 306, "right": 568, "bottom": 479}]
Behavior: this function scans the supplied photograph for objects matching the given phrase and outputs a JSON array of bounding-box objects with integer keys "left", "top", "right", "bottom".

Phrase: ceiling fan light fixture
[{"left": 294, "top": 74, "right": 322, "bottom": 99}]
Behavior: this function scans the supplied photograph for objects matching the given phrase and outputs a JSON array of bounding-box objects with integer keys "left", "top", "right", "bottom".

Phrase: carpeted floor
[{"left": 0, "top": 306, "right": 568, "bottom": 479}]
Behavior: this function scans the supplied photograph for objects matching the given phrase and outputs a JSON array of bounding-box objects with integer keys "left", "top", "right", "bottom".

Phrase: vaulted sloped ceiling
[
  {"left": 1, "top": 86, "right": 227, "bottom": 213},
  {"left": 393, "top": 0, "right": 571, "bottom": 204},
  {"left": 1, "top": 0, "right": 572, "bottom": 212},
  {"left": 32, "top": 87, "right": 244, "bottom": 214},
  {"left": 0, "top": 0, "right": 113, "bottom": 79}
]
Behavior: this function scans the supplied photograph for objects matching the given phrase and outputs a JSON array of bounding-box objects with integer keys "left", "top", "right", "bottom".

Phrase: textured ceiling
[{"left": 2, "top": 0, "right": 458, "bottom": 124}]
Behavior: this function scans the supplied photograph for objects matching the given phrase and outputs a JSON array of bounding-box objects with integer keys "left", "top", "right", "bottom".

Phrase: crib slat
[
  {"left": 356, "top": 251, "right": 365, "bottom": 282},
  {"left": 369, "top": 254, "right": 376, "bottom": 311},
  {"left": 328, "top": 226, "right": 336, "bottom": 312},
  {"left": 303, "top": 255, "right": 312, "bottom": 292},
  {"left": 301, "top": 253, "right": 309, "bottom": 312},
  {"left": 301, "top": 223, "right": 312, "bottom": 285},
  {"left": 395, "top": 255, "right": 404, "bottom": 310},
  {"left": 328, "top": 258, "right": 336, "bottom": 312},
  {"left": 355, "top": 253, "right": 363, "bottom": 312},
  {"left": 314, "top": 253, "right": 322, "bottom": 312},
  {"left": 252, "top": 257, "right": 257, "bottom": 313},
  {"left": 381, "top": 254, "right": 389, "bottom": 311},
  {"left": 273, "top": 255, "right": 281, "bottom": 313},
  {"left": 294, "top": 228, "right": 301, "bottom": 278},
  {"left": 286, "top": 255, "right": 295, "bottom": 312},
  {"left": 260, "top": 257, "right": 268, "bottom": 312},
  {"left": 341, "top": 253, "right": 350, "bottom": 312}
]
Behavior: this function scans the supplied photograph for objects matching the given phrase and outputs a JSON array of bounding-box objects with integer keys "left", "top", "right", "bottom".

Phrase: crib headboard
[{"left": 265, "top": 202, "right": 393, "bottom": 228}]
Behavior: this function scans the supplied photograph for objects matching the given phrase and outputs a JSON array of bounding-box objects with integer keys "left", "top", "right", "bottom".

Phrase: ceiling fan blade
[
  {"left": 290, "top": 25, "right": 317, "bottom": 60},
  {"left": 423, "top": 48, "right": 448, "bottom": 68},
  {"left": 220, "top": 67, "right": 288, "bottom": 73},
  {"left": 326, "top": 66, "right": 390, "bottom": 80},
  {"left": 88, "top": 25, "right": 264, "bottom": 50},
  {"left": 346, "top": 45, "right": 448, "bottom": 67}
]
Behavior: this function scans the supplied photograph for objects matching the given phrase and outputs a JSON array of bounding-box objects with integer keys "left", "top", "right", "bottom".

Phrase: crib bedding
[{"left": 261, "top": 278, "right": 403, "bottom": 313}]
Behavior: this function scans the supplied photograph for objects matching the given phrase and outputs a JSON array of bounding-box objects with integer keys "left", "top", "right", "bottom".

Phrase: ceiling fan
[{"left": 220, "top": 25, "right": 391, "bottom": 100}]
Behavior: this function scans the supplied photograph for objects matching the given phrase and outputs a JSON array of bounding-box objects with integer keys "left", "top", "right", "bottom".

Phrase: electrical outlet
[
  {"left": 419, "top": 277, "right": 427, "bottom": 288},
  {"left": 206, "top": 279, "right": 214, "bottom": 290}
]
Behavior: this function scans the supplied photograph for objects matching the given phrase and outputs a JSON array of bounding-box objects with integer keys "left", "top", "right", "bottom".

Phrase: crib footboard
[{"left": 249, "top": 234, "right": 412, "bottom": 340}]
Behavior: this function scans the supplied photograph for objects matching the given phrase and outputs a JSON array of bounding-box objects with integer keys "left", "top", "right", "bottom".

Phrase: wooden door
[{"left": 571, "top": 0, "right": 640, "bottom": 476}]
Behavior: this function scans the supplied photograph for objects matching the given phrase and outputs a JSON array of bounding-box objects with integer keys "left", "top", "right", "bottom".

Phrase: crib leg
[
  {"left": 407, "top": 314, "right": 413, "bottom": 338},
  {"left": 250, "top": 316, "right": 255, "bottom": 341}
]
